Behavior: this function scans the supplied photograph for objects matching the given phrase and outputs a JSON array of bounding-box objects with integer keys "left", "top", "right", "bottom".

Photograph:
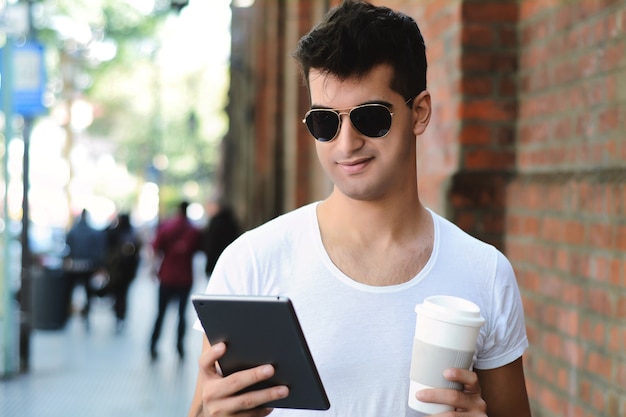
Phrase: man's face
[{"left": 307, "top": 65, "right": 417, "bottom": 202}]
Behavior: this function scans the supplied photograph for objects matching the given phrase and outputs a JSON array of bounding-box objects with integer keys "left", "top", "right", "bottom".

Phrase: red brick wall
[
  {"left": 378, "top": 3, "right": 626, "bottom": 414},
  {"left": 228, "top": 0, "right": 333, "bottom": 226},
  {"left": 381, "top": 0, "right": 463, "bottom": 214},
  {"left": 509, "top": 2, "right": 626, "bottom": 416},
  {"left": 380, "top": 1, "right": 518, "bottom": 250},
  {"left": 227, "top": 2, "right": 626, "bottom": 415},
  {"left": 252, "top": 2, "right": 281, "bottom": 224},
  {"left": 452, "top": 0, "right": 518, "bottom": 251}
]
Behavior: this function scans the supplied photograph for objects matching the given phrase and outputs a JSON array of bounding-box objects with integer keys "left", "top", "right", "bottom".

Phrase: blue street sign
[{"left": 0, "top": 40, "right": 47, "bottom": 117}]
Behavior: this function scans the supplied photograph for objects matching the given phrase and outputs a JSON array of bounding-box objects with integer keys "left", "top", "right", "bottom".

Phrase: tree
[{"left": 33, "top": 0, "right": 228, "bottom": 211}]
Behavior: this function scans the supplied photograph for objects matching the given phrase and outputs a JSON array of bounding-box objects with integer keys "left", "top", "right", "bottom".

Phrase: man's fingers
[
  {"left": 202, "top": 370, "right": 289, "bottom": 416},
  {"left": 197, "top": 341, "right": 289, "bottom": 415},
  {"left": 217, "top": 364, "right": 286, "bottom": 400},
  {"left": 415, "top": 368, "right": 486, "bottom": 413},
  {"left": 199, "top": 342, "right": 226, "bottom": 375},
  {"left": 221, "top": 365, "right": 272, "bottom": 395},
  {"left": 416, "top": 386, "right": 469, "bottom": 409},
  {"left": 444, "top": 368, "right": 480, "bottom": 392},
  {"left": 227, "top": 382, "right": 289, "bottom": 411}
]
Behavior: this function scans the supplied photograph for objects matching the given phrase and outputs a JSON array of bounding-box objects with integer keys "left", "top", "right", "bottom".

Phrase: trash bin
[{"left": 31, "top": 265, "right": 69, "bottom": 330}]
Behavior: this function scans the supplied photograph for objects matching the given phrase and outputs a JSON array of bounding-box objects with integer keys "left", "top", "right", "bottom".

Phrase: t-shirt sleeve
[
  {"left": 193, "top": 232, "right": 256, "bottom": 332},
  {"left": 475, "top": 250, "right": 529, "bottom": 370}
]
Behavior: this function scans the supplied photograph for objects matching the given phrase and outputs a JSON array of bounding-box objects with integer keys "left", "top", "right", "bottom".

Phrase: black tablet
[{"left": 191, "top": 294, "right": 330, "bottom": 410}]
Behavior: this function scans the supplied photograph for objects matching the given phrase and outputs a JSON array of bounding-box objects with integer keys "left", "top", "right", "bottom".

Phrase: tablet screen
[{"left": 191, "top": 294, "right": 330, "bottom": 410}]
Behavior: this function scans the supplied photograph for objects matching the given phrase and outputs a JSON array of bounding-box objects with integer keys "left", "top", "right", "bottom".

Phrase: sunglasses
[{"left": 302, "top": 103, "right": 396, "bottom": 142}]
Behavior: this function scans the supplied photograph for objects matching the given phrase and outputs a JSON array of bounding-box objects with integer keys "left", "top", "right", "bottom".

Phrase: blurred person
[
  {"left": 200, "top": 200, "right": 241, "bottom": 278},
  {"left": 150, "top": 201, "right": 201, "bottom": 360},
  {"left": 187, "top": 1, "right": 530, "bottom": 417},
  {"left": 105, "top": 212, "right": 142, "bottom": 333},
  {"left": 63, "top": 208, "right": 106, "bottom": 325}
]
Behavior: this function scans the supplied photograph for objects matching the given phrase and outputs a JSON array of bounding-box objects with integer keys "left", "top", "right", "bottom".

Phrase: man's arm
[
  {"left": 475, "top": 356, "right": 531, "bottom": 417},
  {"left": 187, "top": 337, "right": 209, "bottom": 417},
  {"left": 188, "top": 344, "right": 205, "bottom": 417}
]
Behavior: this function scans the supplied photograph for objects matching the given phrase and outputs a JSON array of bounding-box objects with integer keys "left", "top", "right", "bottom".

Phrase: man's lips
[{"left": 337, "top": 157, "right": 373, "bottom": 174}]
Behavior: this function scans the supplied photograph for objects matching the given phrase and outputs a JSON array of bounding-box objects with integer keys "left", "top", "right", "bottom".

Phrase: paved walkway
[{"left": 0, "top": 259, "right": 207, "bottom": 417}]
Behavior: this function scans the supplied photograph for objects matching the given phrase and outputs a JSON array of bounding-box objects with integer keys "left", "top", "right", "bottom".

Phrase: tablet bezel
[{"left": 191, "top": 294, "right": 330, "bottom": 410}]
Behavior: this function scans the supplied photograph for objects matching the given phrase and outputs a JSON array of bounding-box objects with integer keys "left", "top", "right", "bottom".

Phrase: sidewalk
[{"left": 0, "top": 259, "right": 207, "bottom": 417}]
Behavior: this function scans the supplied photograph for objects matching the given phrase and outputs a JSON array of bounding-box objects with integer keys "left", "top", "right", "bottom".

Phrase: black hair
[{"left": 293, "top": 0, "right": 427, "bottom": 102}]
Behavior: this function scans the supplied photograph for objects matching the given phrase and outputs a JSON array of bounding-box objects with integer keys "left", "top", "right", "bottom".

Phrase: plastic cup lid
[{"left": 415, "top": 295, "right": 485, "bottom": 327}]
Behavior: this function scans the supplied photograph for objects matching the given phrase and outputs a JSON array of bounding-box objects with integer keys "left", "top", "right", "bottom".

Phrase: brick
[
  {"left": 579, "top": 377, "right": 592, "bottom": 402},
  {"left": 608, "top": 258, "right": 623, "bottom": 286},
  {"left": 615, "top": 362, "right": 626, "bottom": 387},
  {"left": 599, "top": 107, "right": 620, "bottom": 132},
  {"left": 581, "top": 318, "right": 606, "bottom": 348},
  {"left": 553, "top": 117, "right": 572, "bottom": 140},
  {"left": 521, "top": 0, "right": 557, "bottom": 20},
  {"left": 540, "top": 385, "right": 566, "bottom": 415},
  {"left": 556, "top": 367, "right": 568, "bottom": 391},
  {"left": 540, "top": 216, "right": 561, "bottom": 242},
  {"left": 461, "top": 99, "right": 516, "bottom": 121},
  {"left": 461, "top": 24, "right": 493, "bottom": 47},
  {"left": 556, "top": 248, "right": 570, "bottom": 272},
  {"left": 608, "top": 325, "right": 626, "bottom": 353},
  {"left": 497, "top": 26, "right": 518, "bottom": 48},
  {"left": 495, "top": 53, "right": 518, "bottom": 72},
  {"left": 617, "top": 294, "right": 626, "bottom": 319},
  {"left": 591, "top": 384, "right": 607, "bottom": 412},
  {"left": 558, "top": 308, "right": 580, "bottom": 337},
  {"left": 455, "top": 211, "right": 475, "bottom": 232},
  {"left": 586, "top": 351, "right": 612, "bottom": 381},
  {"left": 463, "top": 148, "right": 515, "bottom": 170},
  {"left": 563, "top": 339, "right": 584, "bottom": 366},
  {"left": 524, "top": 215, "right": 540, "bottom": 236},
  {"left": 591, "top": 254, "right": 609, "bottom": 283},
  {"left": 607, "top": 391, "right": 622, "bottom": 417},
  {"left": 459, "top": 123, "right": 491, "bottom": 145},
  {"left": 589, "top": 222, "right": 613, "bottom": 250},
  {"left": 460, "top": 76, "right": 493, "bottom": 96},
  {"left": 461, "top": 52, "right": 495, "bottom": 72},
  {"left": 522, "top": 270, "right": 541, "bottom": 293},
  {"left": 462, "top": 2, "right": 518, "bottom": 23},
  {"left": 564, "top": 282, "right": 585, "bottom": 305},
  {"left": 587, "top": 287, "right": 613, "bottom": 316},
  {"left": 498, "top": 76, "right": 517, "bottom": 97}
]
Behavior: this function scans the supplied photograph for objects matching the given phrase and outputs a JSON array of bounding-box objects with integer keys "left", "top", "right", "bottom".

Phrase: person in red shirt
[{"left": 150, "top": 201, "right": 201, "bottom": 360}]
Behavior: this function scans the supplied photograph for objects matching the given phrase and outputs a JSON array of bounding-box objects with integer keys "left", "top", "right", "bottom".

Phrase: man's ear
[{"left": 411, "top": 90, "right": 431, "bottom": 136}]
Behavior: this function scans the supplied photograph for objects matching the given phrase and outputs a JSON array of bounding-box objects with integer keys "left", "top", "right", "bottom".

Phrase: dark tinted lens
[
  {"left": 305, "top": 110, "right": 340, "bottom": 142},
  {"left": 350, "top": 105, "right": 392, "bottom": 138}
]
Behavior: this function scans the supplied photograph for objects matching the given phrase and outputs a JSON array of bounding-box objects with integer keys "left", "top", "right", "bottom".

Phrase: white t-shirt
[{"left": 198, "top": 202, "right": 528, "bottom": 417}]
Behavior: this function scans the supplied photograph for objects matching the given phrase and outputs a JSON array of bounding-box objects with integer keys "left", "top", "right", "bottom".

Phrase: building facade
[{"left": 219, "top": 1, "right": 626, "bottom": 416}]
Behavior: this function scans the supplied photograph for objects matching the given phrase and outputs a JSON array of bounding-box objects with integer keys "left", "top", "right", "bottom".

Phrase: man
[
  {"left": 188, "top": 1, "right": 531, "bottom": 416},
  {"left": 104, "top": 212, "right": 142, "bottom": 333},
  {"left": 200, "top": 200, "right": 241, "bottom": 278},
  {"left": 150, "top": 201, "right": 201, "bottom": 360},
  {"left": 63, "top": 208, "right": 106, "bottom": 324}
]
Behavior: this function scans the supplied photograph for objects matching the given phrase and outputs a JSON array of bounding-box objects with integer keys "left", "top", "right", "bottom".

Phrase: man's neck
[
  {"left": 316, "top": 192, "right": 433, "bottom": 286},
  {"left": 318, "top": 191, "right": 427, "bottom": 241}
]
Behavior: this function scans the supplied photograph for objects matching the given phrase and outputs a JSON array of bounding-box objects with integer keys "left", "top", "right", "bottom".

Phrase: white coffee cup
[{"left": 408, "top": 295, "right": 485, "bottom": 414}]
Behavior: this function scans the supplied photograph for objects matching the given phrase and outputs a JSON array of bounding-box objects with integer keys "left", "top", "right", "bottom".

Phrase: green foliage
[{"left": 34, "top": 0, "right": 228, "bottom": 203}]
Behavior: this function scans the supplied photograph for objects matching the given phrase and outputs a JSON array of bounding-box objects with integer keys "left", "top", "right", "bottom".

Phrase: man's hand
[
  {"left": 415, "top": 368, "right": 487, "bottom": 416},
  {"left": 195, "top": 342, "right": 290, "bottom": 417}
]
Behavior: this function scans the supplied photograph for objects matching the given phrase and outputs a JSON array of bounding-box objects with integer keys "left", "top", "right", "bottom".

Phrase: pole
[
  {"left": 1, "top": 39, "right": 18, "bottom": 377},
  {"left": 18, "top": 117, "right": 32, "bottom": 372},
  {"left": 18, "top": 0, "right": 36, "bottom": 373}
]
